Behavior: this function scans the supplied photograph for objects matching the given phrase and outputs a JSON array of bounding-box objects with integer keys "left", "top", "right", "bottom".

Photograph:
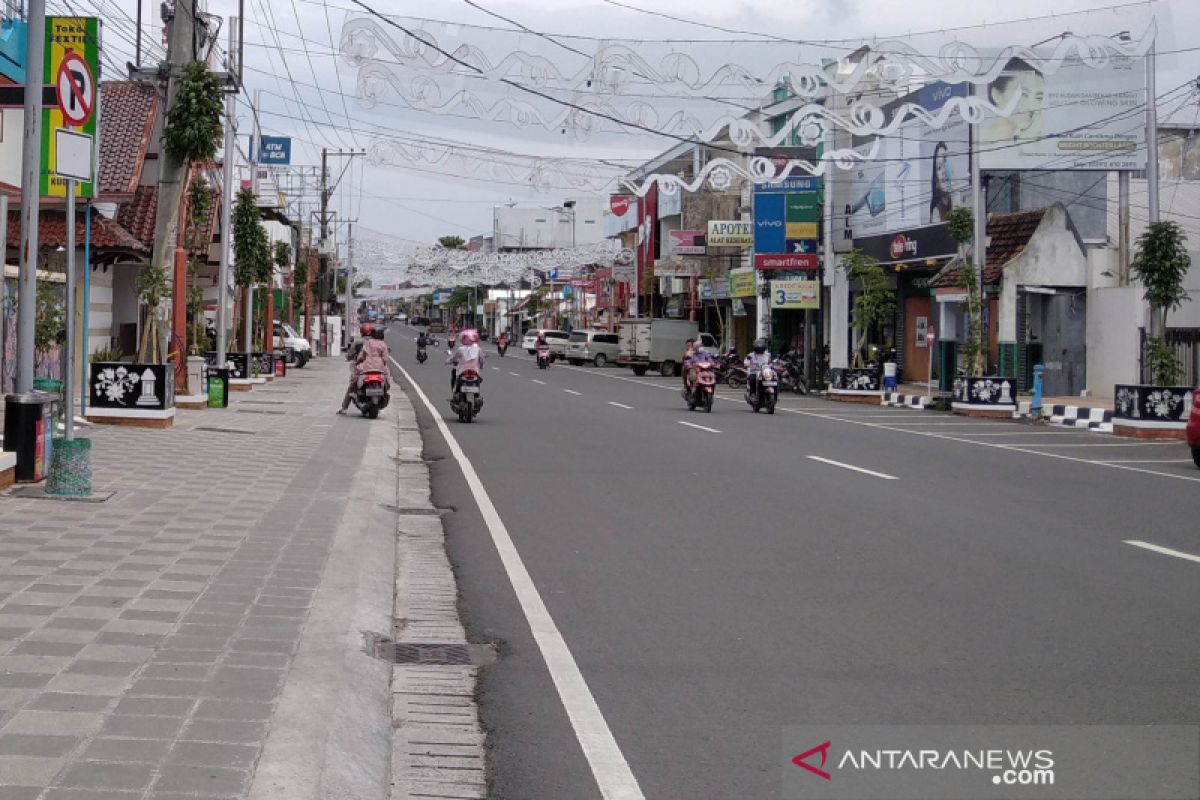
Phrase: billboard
[
  {"left": 840, "top": 82, "right": 970, "bottom": 243},
  {"left": 978, "top": 53, "right": 1145, "bottom": 171},
  {"left": 754, "top": 175, "right": 822, "bottom": 267},
  {"left": 667, "top": 229, "right": 706, "bottom": 255},
  {"left": 255, "top": 136, "right": 292, "bottom": 165},
  {"left": 770, "top": 279, "right": 820, "bottom": 310}
]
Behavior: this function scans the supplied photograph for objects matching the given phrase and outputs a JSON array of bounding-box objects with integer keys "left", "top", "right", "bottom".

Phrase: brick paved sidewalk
[{"left": 0, "top": 358, "right": 384, "bottom": 799}]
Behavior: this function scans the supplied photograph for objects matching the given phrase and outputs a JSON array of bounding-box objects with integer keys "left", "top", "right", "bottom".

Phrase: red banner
[{"left": 755, "top": 253, "right": 818, "bottom": 270}]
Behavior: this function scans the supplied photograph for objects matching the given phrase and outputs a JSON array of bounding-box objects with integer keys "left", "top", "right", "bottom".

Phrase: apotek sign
[{"left": 707, "top": 221, "right": 753, "bottom": 247}]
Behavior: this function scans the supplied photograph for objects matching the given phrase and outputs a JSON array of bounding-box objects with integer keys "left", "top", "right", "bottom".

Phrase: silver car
[{"left": 566, "top": 330, "right": 619, "bottom": 367}]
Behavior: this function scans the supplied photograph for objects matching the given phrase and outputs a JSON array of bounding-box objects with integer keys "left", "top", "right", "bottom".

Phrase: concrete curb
[
  {"left": 389, "top": 388, "right": 488, "bottom": 800},
  {"left": 247, "top": 395, "right": 398, "bottom": 800}
]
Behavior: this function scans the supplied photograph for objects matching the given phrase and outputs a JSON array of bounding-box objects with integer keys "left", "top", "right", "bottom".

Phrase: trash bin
[
  {"left": 207, "top": 368, "right": 230, "bottom": 409},
  {"left": 883, "top": 361, "right": 898, "bottom": 391},
  {"left": 4, "top": 391, "right": 59, "bottom": 482},
  {"left": 273, "top": 351, "right": 287, "bottom": 378}
]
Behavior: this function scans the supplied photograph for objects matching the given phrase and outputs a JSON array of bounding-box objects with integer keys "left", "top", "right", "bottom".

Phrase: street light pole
[{"left": 15, "top": 0, "right": 46, "bottom": 394}]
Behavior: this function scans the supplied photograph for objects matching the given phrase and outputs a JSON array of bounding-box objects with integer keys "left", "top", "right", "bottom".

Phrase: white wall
[
  {"left": 998, "top": 205, "right": 1089, "bottom": 342},
  {"left": 494, "top": 198, "right": 605, "bottom": 250},
  {"left": 1169, "top": 255, "right": 1200, "bottom": 328},
  {"left": 1087, "top": 287, "right": 1146, "bottom": 397}
]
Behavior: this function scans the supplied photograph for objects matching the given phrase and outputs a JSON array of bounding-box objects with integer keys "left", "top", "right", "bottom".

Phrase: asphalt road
[{"left": 387, "top": 326, "right": 1200, "bottom": 800}]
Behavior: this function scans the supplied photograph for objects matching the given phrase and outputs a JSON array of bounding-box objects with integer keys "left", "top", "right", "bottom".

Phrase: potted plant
[
  {"left": 1114, "top": 221, "right": 1193, "bottom": 436},
  {"left": 944, "top": 208, "right": 1017, "bottom": 415},
  {"left": 828, "top": 250, "right": 892, "bottom": 399}
]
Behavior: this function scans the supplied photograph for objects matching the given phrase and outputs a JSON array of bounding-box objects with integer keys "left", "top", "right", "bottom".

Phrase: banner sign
[
  {"left": 978, "top": 53, "right": 1146, "bottom": 171},
  {"left": 668, "top": 229, "right": 706, "bottom": 255},
  {"left": 854, "top": 223, "right": 958, "bottom": 265},
  {"left": 653, "top": 261, "right": 702, "bottom": 277},
  {"left": 698, "top": 278, "right": 729, "bottom": 301},
  {"left": 729, "top": 269, "right": 757, "bottom": 298},
  {"left": 770, "top": 279, "right": 820, "bottom": 310},
  {"left": 432, "top": 288, "right": 453, "bottom": 305},
  {"left": 756, "top": 253, "right": 818, "bottom": 270},
  {"left": 40, "top": 16, "right": 100, "bottom": 198},
  {"left": 707, "top": 220, "right": 753, "bottom": 247},
  {"left": 255, "top": 136, "right": 292, "bottom": 165},
  {"left": 755, "top": 175, "right": 821, "bottom": 259}
]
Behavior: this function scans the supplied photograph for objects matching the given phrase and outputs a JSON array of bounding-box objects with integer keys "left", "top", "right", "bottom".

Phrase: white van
[{"left": 273, "top": 321, "right": 313, "bottom": 367}]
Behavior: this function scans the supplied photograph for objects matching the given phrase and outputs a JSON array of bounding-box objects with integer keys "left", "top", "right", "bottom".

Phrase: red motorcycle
[
  {"left": 351, "top": 370, "right": 390, "bottom": 419},
  {"left": 683, "top": 357, "right": 716, "bottom": 413},
  {"left": 497, "top": 334, "right": 509, "bottom": 357}
]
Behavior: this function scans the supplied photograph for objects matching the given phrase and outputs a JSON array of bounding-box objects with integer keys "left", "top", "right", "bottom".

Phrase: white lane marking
[
  {"left": 1093, "top": 458, "right": 1194, "bottom": 464},
  {"left": 806, "top": 455, "right": 899, "bottom": 480},
  {"left": 993, "top": 442, "right": 1179, "bottom": 448},
  {"left": 508, "top": 371, "right": 521, "bottom": 377},
  {"left": 531, "top": 379, "right": 546, "bottom": 385},
  {"left": 491, "top": 366, "right": 500, "bottom": 371},
  {"left": 390, "top": 357, "right": 645, "bottom": 799},
  {"left": 677, "top": 420, "right": 721, "bottom": 434},
  {"left": 1125, "top": 540, "right": 1200, "bottom": 565},
  {"left": 608, "top": 401, "right": 633, "bottom": 409},
  {"left": 564, "top": 389, "right": 582, "bottom": 396},
  {"left": 491, "top": 351, "right": 1200, "bottom": 484}
]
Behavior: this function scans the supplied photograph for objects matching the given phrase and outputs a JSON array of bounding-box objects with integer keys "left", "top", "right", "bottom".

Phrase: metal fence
[{"left": 1139, "top": 327, "right": 1200, "bottom": 386}]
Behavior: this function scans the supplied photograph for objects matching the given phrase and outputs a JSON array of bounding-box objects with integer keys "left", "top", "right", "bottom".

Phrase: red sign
[
  {"left": 610, "top": 195, "right": 633, "bottom": 217},
  {"left": 889, "top": 233, "right": 917, "bottom": 260},
  {"left": 755, "top": 253, "right": 818, "bottom": 270},
  {"left": 56, "top": 50, "right": 95, "bottom": 127},
  {"left": 669, "top": 229, "right": 706, "bottom": 255}
]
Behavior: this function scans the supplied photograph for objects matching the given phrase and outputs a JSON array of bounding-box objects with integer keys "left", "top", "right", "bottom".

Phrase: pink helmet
[{"left": 460, "top": 328, "right": 480, "bottom": 345}]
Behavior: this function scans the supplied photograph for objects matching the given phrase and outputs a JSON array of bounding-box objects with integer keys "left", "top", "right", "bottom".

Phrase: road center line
[
  {"left": 564, "top": 389, "right": 582, "bottom": 396},
  {"left": 806, "top": 455, "right": 899, "bottom": 480},
  {"left": 1124, "top": 540, "right": 1200, "bottom": 565},
  {"left": 531, "top": 379, "right": 546, "bottom": 385},
  {"left": 509, "top": 371, "right": 521, "bottom": 377},
  {"left": 390, "top": 357, "right": 645, "bottom": 800},
  {"left": 677, "top": 420, "right": 721, "bottom": 434},
  {"left": 608, "top": 402, "right": 633, "bottom": 409}
]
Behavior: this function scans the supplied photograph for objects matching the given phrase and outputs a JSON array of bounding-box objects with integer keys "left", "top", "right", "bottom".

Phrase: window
[
  {"left": 598, "top": 334, "right": 619, "bottom": 345},
  {"left": 569, "top": 332, "right": 588, "bottom": 343}
]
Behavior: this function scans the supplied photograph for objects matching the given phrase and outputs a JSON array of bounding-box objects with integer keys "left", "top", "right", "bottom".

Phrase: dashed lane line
[
  {"left": 806, "top": 455, "right": 899, "bottom": 480},
  {"left": 1125, "top": 540, "right": 1200, "bottom": 565},
  {"left": 677, "top": 420, "right": 721, "bottom": 434},
  {"left": 608, "top": 402, "right": 633, "bottom": 410},
  {"left": 564, "top": 389, "right": 582, "bottom": 396}
]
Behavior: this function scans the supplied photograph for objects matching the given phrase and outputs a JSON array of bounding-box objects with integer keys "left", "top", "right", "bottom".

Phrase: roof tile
[
  {"left": 98, "top": 81, "right": 158, "bottom": 197},
  {"left": 6, "top": 208, "right": 148, "bottom": 253}
]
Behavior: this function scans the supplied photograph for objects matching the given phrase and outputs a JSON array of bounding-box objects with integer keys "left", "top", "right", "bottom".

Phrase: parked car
[
  {"left": 1188, "top": 386, "right": 1200, "bottom": 468},
  {"left": 521, "top": 329, "right": 570, "bottom": 359},
  {"left": 566, "top": 329, "right": 620, "bottom": 367},
  {"left": 427, "top": 321, "right": 446, "bottom": 333},
  {"left": 272, "top": 321, "right": 312, "bottom": 367}
]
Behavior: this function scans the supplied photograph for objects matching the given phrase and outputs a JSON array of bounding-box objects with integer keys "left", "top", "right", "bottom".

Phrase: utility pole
[
  {"left": 317, "top": 147, "right": 364, "bottom": 353},
  {"left": 147, "top": 0, "right": 197, "bottom": 369},
  {"left": 244, "top": 88, "right": 262, "bottom": 356},
  {"left": 1145, "top": 42, "right": 1160, "bottom": 225},
  {"left": 343, "top": 221, "right": 354, "bottom": 345},
  {"left": 14, "top": 0, "right": 46, "bottom": 394},
  {"left": 215, "top": 18, "right": 238, "bottom": 362}
]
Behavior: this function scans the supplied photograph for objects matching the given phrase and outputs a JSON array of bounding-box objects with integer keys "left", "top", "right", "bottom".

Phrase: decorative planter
[
  {"left": 828, "top": 367, "right": 882, "bottom": 404},
  {"left": 203, "top": 352, "right": 261, "bottom": 391},
  {"left": 1113, "top": 384, "right": 1193, "bottom": 440},
  {"left": 86, "top": 362, "right": 176, "bottom": 428},
  {"left": 952, "top": 376, "right": 1017, "bottom": 418},
  {"left": 251, "top": 352, "right": 276, "bottom": 381}
]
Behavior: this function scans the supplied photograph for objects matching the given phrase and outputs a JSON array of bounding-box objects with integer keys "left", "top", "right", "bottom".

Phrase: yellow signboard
[
  {"left": 40, "top": 16, "right": 101, "bottom": 198},
  {"left": 729, "top": 270, "right": 757, "bottom": 298},
  {"left": 785, "top": 222, "right": 819, "bottom": 239}
]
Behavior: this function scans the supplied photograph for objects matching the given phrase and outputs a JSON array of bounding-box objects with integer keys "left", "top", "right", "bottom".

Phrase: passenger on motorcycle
[
  {"left": 684, "top": 343, "right": 713, "bottom": 393},
  {"left": 447, "top": 328, "right": 485, "bottom": 396},
  {"left": 339, "top": 324, "right": 390, "bottom": 413}
]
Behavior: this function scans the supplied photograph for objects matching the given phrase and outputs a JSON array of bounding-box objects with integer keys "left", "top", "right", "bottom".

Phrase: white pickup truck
[
  {"left": 272, "top": 321, "right": 313, "bottom": 367},
  {"left": 616, "top": 318, "right": 718, "bottom": 377}
]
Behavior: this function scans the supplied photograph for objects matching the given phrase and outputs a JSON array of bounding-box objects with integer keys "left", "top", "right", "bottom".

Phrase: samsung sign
[{"left": 255, "top": 136, "right": 292, "bottom": 165}]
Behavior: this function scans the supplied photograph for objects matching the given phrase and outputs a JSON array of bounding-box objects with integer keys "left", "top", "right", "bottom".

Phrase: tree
[
  {"left": 1131, "top": 221, "right": 1192, "bottom": 384},
  {"left": 841, "top": 250, "right": 895, "bottom": 368},
  {"left": 438, "top": 235, "right": 466, "bottom": 249},
  {"left": 232, "top": 188, "right": 272, "bottom": 349},
  {"left": 945, "top": 207, "right": 984, "bottom": 376},
  {"left": 185, "top": 178, "right": 212, "bottom": 355}
]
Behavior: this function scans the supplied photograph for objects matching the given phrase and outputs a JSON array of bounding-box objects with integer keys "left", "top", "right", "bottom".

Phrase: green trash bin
[
  {"left": 207, "top": 368, "right": 230, "bottom": 409},
  {"left": 937, "top": 341, "right": 958, "bottom": 393}
]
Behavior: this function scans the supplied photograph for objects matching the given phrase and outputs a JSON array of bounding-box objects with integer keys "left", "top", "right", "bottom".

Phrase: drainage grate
[
  {"left": 242, "top": 400, "right": 288, "bottom": 405},
  {"left": 379, "top": 504, "right": 447, "bottom": 516},
  {"left": 195, "top": 426, "right": 255, "bottom": 435},
  {"left": 364, "top": 633, "right": 496, "bottom": 665}
]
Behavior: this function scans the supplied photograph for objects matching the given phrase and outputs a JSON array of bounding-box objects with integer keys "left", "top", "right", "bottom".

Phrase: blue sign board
[
  {"left": 754, "top": 176, "right": 822, "bottom": 194},
  {"left": 432, "top": 288, "right": 453, "bottom": 305},
  {"left": 255, "top": 136, "right": 292, "bottom": 165},
  {"left": 754, "top": 193, "right": 786, "bottom": 254}
]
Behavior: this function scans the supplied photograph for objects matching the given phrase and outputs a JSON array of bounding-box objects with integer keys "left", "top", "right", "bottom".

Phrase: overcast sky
[{"left": 73, "top": 0, "right": 1200, "bottom": 279}]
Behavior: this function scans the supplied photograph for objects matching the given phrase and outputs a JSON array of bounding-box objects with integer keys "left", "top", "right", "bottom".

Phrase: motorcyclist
[
  {"left": 416, "top": 330, "right": 429, "bottom": 349},
  {"left": 339, "top": 325, "right": 390, "bottom": 414},
  {"left": 684, "top": 341, "right": 712, "bottom": 394},
  {"left": 744, "top": 337, "right": 772, "bottom": 396},
  {"left": 447, "top": 328, "right": 485, "bottom": 396},
  {"left": 534, "top": 331, "right": 550, "bottom": 362}
]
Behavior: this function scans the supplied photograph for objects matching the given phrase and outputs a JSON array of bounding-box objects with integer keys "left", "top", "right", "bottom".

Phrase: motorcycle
[
  {"left": 497, "top": 335, "right": 509, "bottom": 357},
  {"left": 415, "top": 337, "right": 428, "bottom": 363},
  {"left": 682, "top": 357, "right": 716, "bottom": 413},
  {"left": 745, "top": 364, "right": 778, "bottom": 414},
  {"left": 350, "top": 370, "right": 390, "bottom": 419},
  {"left": 536, "top": 345, "right": 552, "bottom": 369},
  {"left": 773, "top": 353, "right": 808, "bottom": 395},
  {"left": 450, "top": 369, "right": 484, "bottom": 422}
]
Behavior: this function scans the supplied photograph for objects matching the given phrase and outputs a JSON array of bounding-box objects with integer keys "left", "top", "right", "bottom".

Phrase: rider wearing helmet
[
  {"left": 744, "top": 337, "right": 772, "bottom": 395},
  {"left": 446, "top": 328, "right": 485, "bottom": 396},
  {"left": 339, "top": 324, "right": 390, "bottom": 413}
]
